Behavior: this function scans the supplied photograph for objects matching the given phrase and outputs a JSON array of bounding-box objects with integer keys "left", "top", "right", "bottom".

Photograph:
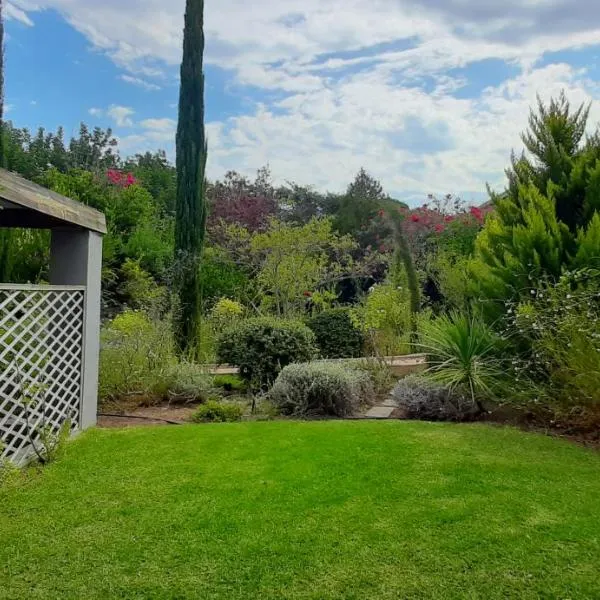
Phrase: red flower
[
  {"left": 444, "top": 215, "right": 454, "bottom": 223},
  {"left": 106, "top": 169, "right": 121, "bottom": 184},
  {"left": 125, "top": 173, "right": 137, "bottom": 187},
  {"left": 410, "top": 214, "right": 420, "bottom": 222},
  {"left": 434, "top": 224, "right": 445, "bottom": 233},
  {"left": 469, "top": 206, "right": 483, "bottom": 221}
]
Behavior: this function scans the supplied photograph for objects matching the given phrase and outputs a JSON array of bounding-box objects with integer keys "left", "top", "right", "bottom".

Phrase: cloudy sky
[{"left": 5, "top": 0, "right": 600, "bottom": 204}]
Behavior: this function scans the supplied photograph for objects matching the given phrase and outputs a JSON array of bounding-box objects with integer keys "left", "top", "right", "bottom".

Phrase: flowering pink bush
[{"left": 107, "top": 169, "right": 137, "bottom": 188}]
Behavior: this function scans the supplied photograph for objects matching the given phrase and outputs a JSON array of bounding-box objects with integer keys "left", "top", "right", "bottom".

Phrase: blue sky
[{"left": 5, "top": 0, "right": 600, "bottom": 205}]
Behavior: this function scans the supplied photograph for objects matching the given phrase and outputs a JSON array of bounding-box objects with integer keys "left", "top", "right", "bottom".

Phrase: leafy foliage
[
  {"left": 99, "top": 311, "right": 175, "bottom": 402},
  {"left": 351, "top": 281, "right": 411, "bottom": 356},
  {"left": 250, "top": 218, "right": 357, "bottom": 316},
  {"left": 419, "top": 311, "right": 507, "bottom": 409},
  {"left": 213, "top": 374, "right": 247, "bottom": 393},
  {"left": 216, "top": 318, "right": 318, "bottom": 389},
  {"left": 192, "top": 400, "right": 243, "bottom": 423},
  {"left": 306, "top": 308, "right": 364, "bottom": 359},
  {"left": 471, "top": 94, "right": 600, "bottom": 315},
  {"left": 174, "top": 0, "right": 208, "bottom": 357},
  {"left": 505, "top": 269, "right": 600, "bottom": 418},
  {"left": 269, "top": 361, "right": 373, "bottom": 417},
  {"left": 207, "top": 167, "right": 277, "bottom": 232},
  {"left": 392, "top": 375, "right": 476, "bottom": 422}
]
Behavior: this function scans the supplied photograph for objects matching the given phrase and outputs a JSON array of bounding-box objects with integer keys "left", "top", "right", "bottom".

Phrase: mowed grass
[{"left": 1, "top": 421, "right": 599, "bottom": 599}]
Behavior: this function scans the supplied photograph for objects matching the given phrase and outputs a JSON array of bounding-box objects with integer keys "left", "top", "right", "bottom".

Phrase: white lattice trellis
[{"left": 0, "top": 285, "right": 85, "bottom": 465}]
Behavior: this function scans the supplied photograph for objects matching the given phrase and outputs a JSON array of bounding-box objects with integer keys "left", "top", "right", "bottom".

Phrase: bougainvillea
[{"left": 107, "top": 169, "right": 137, "bottom": 188}]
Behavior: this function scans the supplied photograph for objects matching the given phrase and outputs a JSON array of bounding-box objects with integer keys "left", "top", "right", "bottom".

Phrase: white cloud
[
  {"left": 204, "top": 62, "right": 600, "bottom": 201},
  {"left": 140, "top": 118, "right": 176, "bottom": 131},
  {"left": 5, "top": 2, "right": 34, "bottom": 26},
  {"left": 120, "top": 74, "right": 161, "bottom": 91},
  {"left": 88, "top": 107, "right": 104, "bottom": 117},
  {"left": 107, "top": 104, "right": 135, "bottom": 127},
  {"left": 10, "top": 1, "right": 600, "bottom": 200}
]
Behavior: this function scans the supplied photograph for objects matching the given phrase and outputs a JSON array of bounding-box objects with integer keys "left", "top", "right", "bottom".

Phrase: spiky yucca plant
[{"left": 419, "top": 312, "right": 506, "bottom": 411}]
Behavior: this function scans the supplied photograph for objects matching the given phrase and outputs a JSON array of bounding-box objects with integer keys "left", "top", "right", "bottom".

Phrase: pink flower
[
  {"left": 444, "top": 215, "right": 454, "bottom": 223},
  {"left": 434, "top": 224, "right": 445, "bottom": 233},
  {"left": 469, "top": 206, "right": 483, "bottom": 221}
]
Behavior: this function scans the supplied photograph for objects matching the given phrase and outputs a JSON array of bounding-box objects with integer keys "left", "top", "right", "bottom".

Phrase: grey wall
[{"left": 50, "top": 228, "right": 103, "bottom": 429}]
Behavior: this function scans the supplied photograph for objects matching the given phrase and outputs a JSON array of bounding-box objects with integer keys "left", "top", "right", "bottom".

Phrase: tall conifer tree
[{"left": 174, "top": 0, "right": 207, "bottom": 356}]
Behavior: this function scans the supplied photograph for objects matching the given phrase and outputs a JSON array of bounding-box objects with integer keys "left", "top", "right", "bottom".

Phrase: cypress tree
[
  {"left": 390, "top": 214, "right": 420, "bottom": 350},
  {"left": 174, "top": 0, "right": 208, "bottom": 357}
]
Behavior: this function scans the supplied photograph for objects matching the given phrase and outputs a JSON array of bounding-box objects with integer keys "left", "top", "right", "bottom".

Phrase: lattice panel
[{"left": 0, "top": 287, "right": 84, "bottom": 465}]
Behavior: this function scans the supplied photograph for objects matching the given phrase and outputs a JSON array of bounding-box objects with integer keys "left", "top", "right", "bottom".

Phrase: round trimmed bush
[
  {"left": 306, "top": 308, "right": 364, "bottom": 359},
  {"left": 269, "top": 361, "right": 374, "bottom": 417},
  {"left": 216, "top": 318, "right": 318, "bottom": 389},
  {"left": 391, "top": 375, "right": 476, "bottom": 422}
]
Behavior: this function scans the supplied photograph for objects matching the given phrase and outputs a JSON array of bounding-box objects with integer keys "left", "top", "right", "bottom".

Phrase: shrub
[
  {"left": 156, "top": 362, "right": 215, "bottom": 404},
  {"left": 99, "top": 310, "right": 175, "bottom": 402},
  {"left": 419, "top": 311, "right": 507, "bottom": 411},
  {"left": 217, "top": 318, "right": 318, "bottom": 389},
  {"left": 210, "top": 298, "right": 244, "bottom": 329},
  {"left": 213, "top": 374, "right": 247, "bottom": 393},
  {"left": 391, "top": 375, "right": 475, "bottom": 422},
  {"left": 269, "top": 362, "right": 374, "bottom": 417},
  {"left": 306, "top": 308, "right": 364, "bottom": 359},
  {"left": 192, "top": 401, "right": 244, "bottom": 423},
  {"left": 506, "top": 269, "right": 600, "bottom": 420},
  {"left": 351, "top": 281, "right": 411, "bottom": 356},
  {"left": 354, "top": 358, "right": 395, "bottom": 399}
]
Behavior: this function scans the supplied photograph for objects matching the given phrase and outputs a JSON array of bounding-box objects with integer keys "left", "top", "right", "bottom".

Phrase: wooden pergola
[{"left": 0, "top": 168, "right": 106, "bottom": 464}]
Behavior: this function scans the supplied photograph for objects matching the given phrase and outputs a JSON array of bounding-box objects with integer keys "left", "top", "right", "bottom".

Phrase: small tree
[{"left": 470, "top": 93, "right": 600, "bottom": 315}]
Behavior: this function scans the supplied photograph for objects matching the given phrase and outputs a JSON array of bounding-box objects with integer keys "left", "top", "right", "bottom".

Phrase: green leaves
[{"left": 419, "top": 312, "right": 506, "bottom": 406}]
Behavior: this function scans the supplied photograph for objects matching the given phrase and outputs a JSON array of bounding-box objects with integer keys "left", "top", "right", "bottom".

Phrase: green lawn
[{"left": 1, "top": 422, "right": 599, "bottom": 599}]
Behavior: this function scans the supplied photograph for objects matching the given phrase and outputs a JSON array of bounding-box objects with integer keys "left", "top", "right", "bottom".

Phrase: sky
[{"left": 4, "top": 0, "right": 600, "bottom": 205}]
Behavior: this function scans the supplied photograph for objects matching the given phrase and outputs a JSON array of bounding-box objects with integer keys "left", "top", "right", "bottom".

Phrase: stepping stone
[
  {"left": 381, "top": 399, "right": 398, "bottom": 408},
  {"left": 364, "top": 405, "right": 396, "bottom": 419}
]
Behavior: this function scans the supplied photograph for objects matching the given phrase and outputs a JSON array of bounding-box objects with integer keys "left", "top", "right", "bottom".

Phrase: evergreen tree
[
  {"left": 174, "top": 0, "right": 208, "bottom": 356},
  {"left": 471, "top": 93, "right": 600, "bottom": 317},
  {"left": 390, "top": 214, "right": 420, "bottom": 348},
  {"left": 505, "top": 92, "right": 596, "bottom": 232},
  {"left": 335, "top": 168, "right": 386, "bottom": 243}
]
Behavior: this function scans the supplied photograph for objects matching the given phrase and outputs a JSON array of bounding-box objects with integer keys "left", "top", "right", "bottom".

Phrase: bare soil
[{"left": 98, "top": 402, "right": 198, "bottom": 428}]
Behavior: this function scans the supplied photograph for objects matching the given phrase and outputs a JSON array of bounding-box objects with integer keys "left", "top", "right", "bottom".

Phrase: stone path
[{"left": 363, "top": 397, "right": 400, "bottom": 419}]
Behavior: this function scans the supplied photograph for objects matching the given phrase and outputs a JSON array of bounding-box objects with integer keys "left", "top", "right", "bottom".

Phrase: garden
[
  {"left": 84, "top": 94, "right": 600, "bottom": 437},
  {"left": 1, "top": 0, "right": 600, "bottom": 594},
  {"left": 2, "top": 89, "right": 600, "bottom": 600}
]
